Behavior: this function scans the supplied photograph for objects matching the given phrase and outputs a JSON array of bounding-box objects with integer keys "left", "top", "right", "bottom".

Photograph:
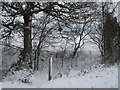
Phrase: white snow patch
[
  {"left": 2, "top": 65, "right": 118, "bottom": 88},
  {"left": 39, "top": 66, "right": 118, "bottom": 88}
]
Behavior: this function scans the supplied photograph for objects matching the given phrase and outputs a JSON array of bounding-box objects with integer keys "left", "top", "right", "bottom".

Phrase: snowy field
[
  {"left": 39, "top": 66, "right": 118, "bottom": 88},
  {"left": 2, "top": 65, "right": 118, "bottom": 88},
  {"left": 1, "top": 33, "right": 118, "bottom": 88}
]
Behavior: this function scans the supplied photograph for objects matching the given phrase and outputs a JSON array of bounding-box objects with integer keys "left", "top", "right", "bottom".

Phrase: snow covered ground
[
  {"left": 1, "top": 33, "right": 118, "bottom": 88},
  {"left": 2, "top": 65, "right": 118, "bottom": 88},
  {"left": 40, "top": 66, "right": 118, "bottom": 88}
]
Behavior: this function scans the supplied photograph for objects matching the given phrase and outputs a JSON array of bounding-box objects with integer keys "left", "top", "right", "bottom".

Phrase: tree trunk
[
  {"left": 36, "top": 49, "right": 40, "bottom": 70},
  {"left": 118, "top": 26, "right": 120, "bottom": 63},
  {"left": 23, "top": 15, "right": 32, "bottom": 69},
  {"left": 72, "top": 47, "right": 79, "bottom": 58}
]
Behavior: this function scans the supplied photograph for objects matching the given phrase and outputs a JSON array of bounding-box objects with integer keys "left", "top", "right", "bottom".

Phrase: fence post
[{"left": 48, "top": 55, "right": 53, "bottom": 81}]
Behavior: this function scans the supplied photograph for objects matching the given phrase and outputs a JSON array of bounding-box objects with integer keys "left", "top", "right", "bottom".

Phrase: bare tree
[
  {"left": 89, "top": 2, "right": 119, "bottom": 64},
  {"left": 1, "top": 2, "right": 99, "bottom": 70}
]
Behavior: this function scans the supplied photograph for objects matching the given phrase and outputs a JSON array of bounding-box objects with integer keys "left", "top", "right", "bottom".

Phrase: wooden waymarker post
[{"left": 48, "top": 55, "right": 53, "bottom": 81}]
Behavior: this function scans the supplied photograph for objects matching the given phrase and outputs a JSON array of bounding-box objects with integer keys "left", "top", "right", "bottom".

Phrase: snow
[
  {"left": 38, "top": 66, "right": 118, "bottom": 88},
  {"left": 2, "top": 65, "right": 118, "bottom": 88},
  {"left": 1, "top": 32, "right": 118, "bottom": 88}
]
